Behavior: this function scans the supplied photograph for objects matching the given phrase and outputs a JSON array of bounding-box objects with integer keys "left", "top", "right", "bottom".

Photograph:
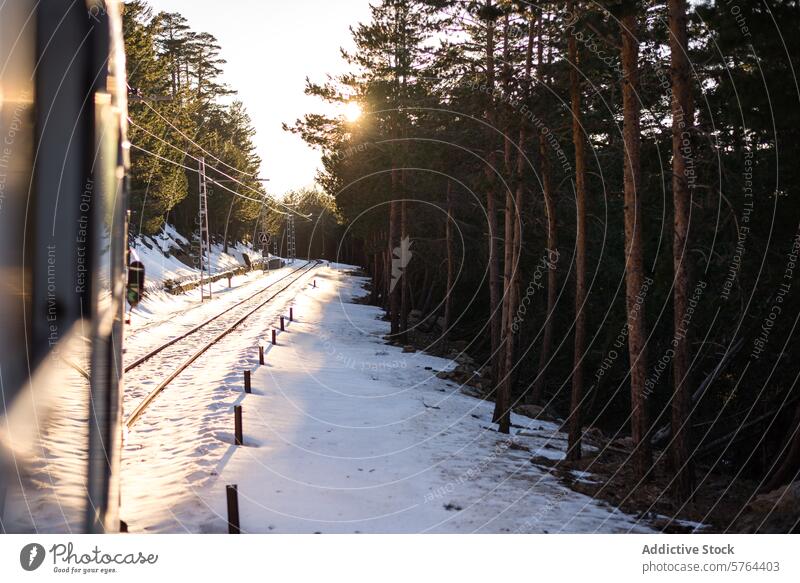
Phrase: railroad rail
[
  {"left": 124, "top": 260, "right": 320, "bottom": 428},
  {"left": 125, "top": 261, "right": 314, "bottom": 372}
]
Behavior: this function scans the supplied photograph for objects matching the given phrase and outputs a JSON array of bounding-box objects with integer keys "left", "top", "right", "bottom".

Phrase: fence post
[
  {"left": 272, "top": 329, "right": 277, "bottom": 345},
  {"left": 244, "top": 369, "right": 252, "bottom": 393},
  {"left": 234, "top": 405, "right": 243, "bottom": 445},
  {"left": 226, "top": 485, "right": 240, "bottom": 534},
  {"left": 280, "top": 316, "right": 285, "bottom": 331},
  {"left": 258, "top": 345, "right": 264, "bottom": 365},
  {"left": 289, "top": 307, "right": 293, "bottom": 321}
]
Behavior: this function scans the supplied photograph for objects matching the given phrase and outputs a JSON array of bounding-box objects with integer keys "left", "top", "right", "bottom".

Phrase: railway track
[
  {"left": 125, "top": 261, "right": 282, "bottom": 339},
  {"left": 124, "top": 261, "right": 314, "bottom": 372},
  {"left": 124, "top": 260, "right": 320, "bottom": 428}
]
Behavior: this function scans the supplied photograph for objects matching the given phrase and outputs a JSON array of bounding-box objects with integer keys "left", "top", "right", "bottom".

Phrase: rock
[
  {"left": 435, "top": 316, "right": 446, "bottom": 330},
  {"left": 513, "top": 404, "right": 562, "bottom": 424},
  {"left": 613, "top": 436, "right": 635, "bottom": 450},
  {"left": 460, "top": 385, "right": 484, "bottom": 399},
  {"left": 583, "top": 426, "right": 605, "bottom": 443},
  {"left": 735, "top": 481, "right": 800, "bottom": 533},
  {"left": 450, "top": 340, "right": 468, "bottom": 351},
  {"left": 455, "top": 352, "right": 474, "bottom": 365},
  {"left": 402, "top": 345, "right": 416, "bottom": 353},
  {"left": 473, "top": 380, "right": 490, "bottom": 392},
  {"left": 514, "top": 404, "right": 545, "bottom": 419},
  {"left": 408, "top": 309, "right": 423, "bottom": 325}
]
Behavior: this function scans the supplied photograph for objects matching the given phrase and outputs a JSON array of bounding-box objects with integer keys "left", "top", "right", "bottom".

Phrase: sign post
[{"left": 258, "top": 232, "right": 271, "bottom": 272}]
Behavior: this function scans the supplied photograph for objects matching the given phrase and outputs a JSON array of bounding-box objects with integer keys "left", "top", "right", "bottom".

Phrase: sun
[{"left": 344, "top": 101, "right": 362, "bottom": 122}]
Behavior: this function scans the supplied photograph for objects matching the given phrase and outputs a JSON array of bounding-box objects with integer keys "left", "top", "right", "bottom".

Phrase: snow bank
[
  {"left": 132, "top": 224, "right": 271, "bottom": 292},
  {"left": 120, "top": 266, "right": 654, "bottom": 534}
]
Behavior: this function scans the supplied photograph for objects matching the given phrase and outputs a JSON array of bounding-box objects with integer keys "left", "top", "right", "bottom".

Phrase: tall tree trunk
[
  {"left": 376, "top": 232, "right": 384, "bottom": 306},
  {"left": 370, "top": 233, "right": 379, "bottom": 304},
  {"left": 381, "top": 230, "right": 389, "bottom": 309},
  {"left": 499, "top": 12, "right": 513, "bottom": 357},
  {"left": 668, "top": 0, "right": 695, "bottom": 499},
  {"left": 444, "top": 180, "right": 454, "bottom": 338},
  {"left": 494, "top": 13, "right": 513, "bottom": 431},
  {"left": 620, "top": 6, "right": 651, "bottom": 479},
  {"left": 530, "top": 17, "right": 557, "bottom": 404},
  {"left": 400, "top": 177, "right": 409, "bottom": 344},
  {"left": 483, "top": 0, "right": 502, "bottom": 393},
  {"left": 495, "top": 12, "right": 534, "bottom": 432},
  {"left": 531, "top": 133, "right": 557, "bottom": 404},
  {"left": 567, "top": 0, "right": 588, "bottom": 462},
  {"left": 389, "top": 186, "right": 400, "bottom": 332}
]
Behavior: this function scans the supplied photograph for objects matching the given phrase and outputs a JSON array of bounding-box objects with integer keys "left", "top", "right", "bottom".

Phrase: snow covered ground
[
  {"left": 132, "top": 224, "right": 268, "bottom": 292},
  {"left": 120, "top": 265, "right": 653, "bottom": 533},
  {"left": 127, "top": 223, "right": 292, "bottom": 335},
  {"left": 125, "top": 260, "right": 306, "bottom": 346}
]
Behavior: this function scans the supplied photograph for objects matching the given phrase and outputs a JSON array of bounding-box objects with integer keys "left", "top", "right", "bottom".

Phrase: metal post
[
  {"left": 234, "top": 405, "right": 243, "bottom": 445},
  {"left": 226, "top": 485, "right": 240, "bottom": 534}
]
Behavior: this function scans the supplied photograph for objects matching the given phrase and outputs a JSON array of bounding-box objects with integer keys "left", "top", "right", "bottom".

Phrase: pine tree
[
  {"left": 619, "top": 0, "right": 651, "bottom": 480},
  {"left": 567, "top": 0, "right": 588, "bottom": 461}
]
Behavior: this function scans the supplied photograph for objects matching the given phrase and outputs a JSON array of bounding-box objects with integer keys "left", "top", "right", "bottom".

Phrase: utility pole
[
  {"left": 198, "top": 157, "right": 213, "bottom": 301},
  {"left": 287, "top": 213, "right": 296, "bottom": 263}
]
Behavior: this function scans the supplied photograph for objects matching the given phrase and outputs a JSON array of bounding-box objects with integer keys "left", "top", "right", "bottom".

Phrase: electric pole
[{"left": 198, "top": 156, "right": 212, "bottom": 301}]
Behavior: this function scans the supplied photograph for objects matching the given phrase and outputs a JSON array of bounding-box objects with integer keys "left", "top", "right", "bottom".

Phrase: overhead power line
[
  {"left": 128, "top": 141, "right": 287, "bottom": 212},
  {"left": 126, "top": 85, "right": 309, "bottom": 218},
  {"left": 127, "top": 117, "right": 301, "bottom": 216}
]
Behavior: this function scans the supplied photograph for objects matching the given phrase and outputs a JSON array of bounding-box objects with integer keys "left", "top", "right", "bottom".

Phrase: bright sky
[{"left": 146, "top": 0, "right": 372, "bottom": 196}]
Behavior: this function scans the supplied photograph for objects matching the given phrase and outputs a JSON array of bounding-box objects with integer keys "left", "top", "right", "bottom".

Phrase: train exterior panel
[{"left": 0, "top": 0, "right": 129, "bottom": 533}]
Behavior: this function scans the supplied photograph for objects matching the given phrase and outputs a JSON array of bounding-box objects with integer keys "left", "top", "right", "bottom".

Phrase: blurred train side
[{"left": 0, "top": 0, "right": 129, "bottom": 533}]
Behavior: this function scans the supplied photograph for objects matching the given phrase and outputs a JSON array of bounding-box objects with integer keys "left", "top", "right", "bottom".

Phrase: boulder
[
  {"left": 450, "top": 340, "right": 468, "bottom": 352},
  {"left": 735, "top": 481, "right": 800, "bottom": 533},
  {"left": 612, "top": 436, "right": 635, "bottom": 450},
  {"left": 455, "top": 353, "right": 475, "bottom": 366},
  {"left": 460, "top": 385, "right": 484, "bottom": 399},
  {"left": 514, "top": 404, "right": 545, "bottom": 419},
  {"left": 583, "top": 426, "right": 605, "bottom": 443}
]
